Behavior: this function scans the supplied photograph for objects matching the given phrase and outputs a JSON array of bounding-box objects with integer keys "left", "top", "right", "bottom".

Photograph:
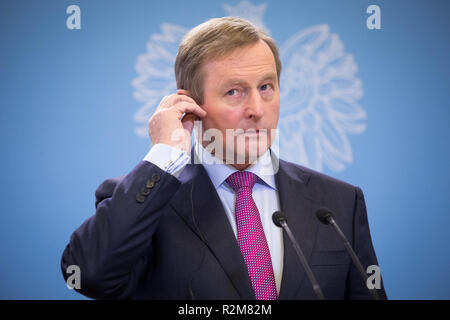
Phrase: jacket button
[
  {"left": 152, "top": 173, "right": 160, "bottom": 182},
  {"left": 136, "top": 194, "right": 146, "bottom": 203},
  {"left": 141, "top": 188, "right": 151, "bottom": 196},
  {"left": 146, "top": 180, "right": 155, "bottom": 189}
]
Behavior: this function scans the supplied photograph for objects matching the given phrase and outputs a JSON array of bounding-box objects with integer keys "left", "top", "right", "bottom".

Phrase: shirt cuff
[{"left": 143, "top": 144, "right": 191, "bottom": 178}]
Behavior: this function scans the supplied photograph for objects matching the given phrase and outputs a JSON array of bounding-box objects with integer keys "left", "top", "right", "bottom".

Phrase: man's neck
[{"left": 231, "top": 163, "right": 251, "bottom": 171}]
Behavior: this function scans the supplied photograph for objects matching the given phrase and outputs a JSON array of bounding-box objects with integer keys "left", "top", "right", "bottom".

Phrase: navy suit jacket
[{"left": 61, "top": 153, "right": 387, "bottom": 300}]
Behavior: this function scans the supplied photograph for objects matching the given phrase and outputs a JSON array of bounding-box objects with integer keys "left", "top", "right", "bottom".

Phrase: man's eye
[
  {"left": 226, "top": 89, "right": 237, "bottom": 96},
  {"left": 261, "top": 84, "right": 270, "bottom": 91}
]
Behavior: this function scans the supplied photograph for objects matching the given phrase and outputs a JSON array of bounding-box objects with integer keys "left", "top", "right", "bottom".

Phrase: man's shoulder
[{"left": 278, "top": 158, "right": 359, "bottom": 193}]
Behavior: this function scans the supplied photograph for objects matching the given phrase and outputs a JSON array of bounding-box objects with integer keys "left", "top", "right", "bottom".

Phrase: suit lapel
[
  {"left": 170, "top": 161, "right": 255, "bottom": 299},
  {"left": 169, "top": 152, "right": 321, "bottom": 299},
  {"left": 275, "top": 159, "right": 321, "bottom": 299}
]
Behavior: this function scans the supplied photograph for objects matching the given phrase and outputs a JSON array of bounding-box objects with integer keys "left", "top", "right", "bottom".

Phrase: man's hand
[{"left": 148, "top": 90, "right": 207, "bottom": 153}]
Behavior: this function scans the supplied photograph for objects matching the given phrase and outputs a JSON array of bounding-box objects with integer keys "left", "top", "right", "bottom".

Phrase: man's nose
[{"left": 244, "top": 90, "right": 265, "bottom": 120}]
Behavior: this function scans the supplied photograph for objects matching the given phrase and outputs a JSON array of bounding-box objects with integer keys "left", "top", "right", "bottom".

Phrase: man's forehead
[
  {"left": 203, "top": 42, "right": 277, "bottom": 83},
  {"left": 215, "top": 41, "right": 274, "bottom": 65}
]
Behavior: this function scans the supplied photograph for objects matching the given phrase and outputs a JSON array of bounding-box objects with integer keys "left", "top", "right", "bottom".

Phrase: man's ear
[
  {"left": 177, "top": 89, "right": 193, "bottom": 98},
  {"left": 177, "top": 89, "right": 203, "bottom": 107}
]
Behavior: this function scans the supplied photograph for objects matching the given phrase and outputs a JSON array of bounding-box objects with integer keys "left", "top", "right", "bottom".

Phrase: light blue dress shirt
[{"left": 144, "top": 143, "right": 284, "bottom": 293}]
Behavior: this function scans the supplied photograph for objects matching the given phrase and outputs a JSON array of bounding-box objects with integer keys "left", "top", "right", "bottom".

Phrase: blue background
[{"left": 1, "top": 0, "right": 449, "bottom": 299}]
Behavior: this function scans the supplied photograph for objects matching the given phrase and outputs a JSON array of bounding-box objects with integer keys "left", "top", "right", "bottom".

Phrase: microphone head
[
  {"left": 272, "top": 211, "right": 287, "bottom": 228},
  {"left": 315, "top": 207, "right": 334, "bottom": 225}
]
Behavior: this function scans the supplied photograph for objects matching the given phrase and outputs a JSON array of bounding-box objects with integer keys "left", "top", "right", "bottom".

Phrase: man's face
[{"left": 199, "top": 39, "right": 280, "bottom": 168}]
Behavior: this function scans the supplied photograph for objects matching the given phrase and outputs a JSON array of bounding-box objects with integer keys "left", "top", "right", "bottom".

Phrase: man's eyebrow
[
  {"left": 219, "top": 73, "right": 278, "bottom": 89},
  {"left": 220, "top": 79, "right": 245, "bottom": 87},
  {"left": 217, "top": 79, "right": 246, "bottom": 91},
  {"left": 259, "top": 73, "right": 278, "bottom": 83}
]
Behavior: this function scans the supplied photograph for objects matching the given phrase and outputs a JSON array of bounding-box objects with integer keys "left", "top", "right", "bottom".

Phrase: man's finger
[
  {"left": 156, "top": 95, "right": 172, "bottom": 111},
  {"left": 173, "top": 101, "right": 207, "bottom": 118},
  {"left": 162, "top": 93, "right": 197, "bottom": 109}
]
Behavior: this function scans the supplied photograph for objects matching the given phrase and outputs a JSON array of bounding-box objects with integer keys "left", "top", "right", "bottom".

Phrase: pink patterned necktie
[{"left": 226, "top": 171, "right": 277, "bottom": 300}]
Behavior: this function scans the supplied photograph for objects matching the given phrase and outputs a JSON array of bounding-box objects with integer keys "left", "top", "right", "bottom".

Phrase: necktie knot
[{"left": 226, "top": 171, "right": 258, "bottom": 193}]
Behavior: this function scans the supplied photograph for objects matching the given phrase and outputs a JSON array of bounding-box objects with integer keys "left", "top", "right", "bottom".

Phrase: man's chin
[{"left": 225, "top": 146, "right": 270, "bottom": 166}]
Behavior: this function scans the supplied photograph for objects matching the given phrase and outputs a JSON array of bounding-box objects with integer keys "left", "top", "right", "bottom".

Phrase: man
[{"left": 61, "top": 17, "right": 387, "bottom": 300}]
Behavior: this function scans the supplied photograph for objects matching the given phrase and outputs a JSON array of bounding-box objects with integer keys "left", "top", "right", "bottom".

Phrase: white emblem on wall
[{"left": 132, "top": 1, "right": 366, "bottom": 173}]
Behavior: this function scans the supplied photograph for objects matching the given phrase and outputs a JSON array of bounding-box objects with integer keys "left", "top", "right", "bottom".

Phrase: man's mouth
[{"left": 240, "top": 128, "right": 267, "bottom": 136}]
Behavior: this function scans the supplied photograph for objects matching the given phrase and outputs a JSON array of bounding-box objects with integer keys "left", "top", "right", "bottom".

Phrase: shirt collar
[{"left": 194, "top": 142, "right": 277, "bottom": 191}]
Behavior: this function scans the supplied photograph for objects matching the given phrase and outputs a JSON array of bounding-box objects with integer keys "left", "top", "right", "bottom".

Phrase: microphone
[
  {"left": 272, "top": 211, "right": 325, "bottom": 300},
  {"left": 315, "top": 207, "right": 380, "bottom": 300}
]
